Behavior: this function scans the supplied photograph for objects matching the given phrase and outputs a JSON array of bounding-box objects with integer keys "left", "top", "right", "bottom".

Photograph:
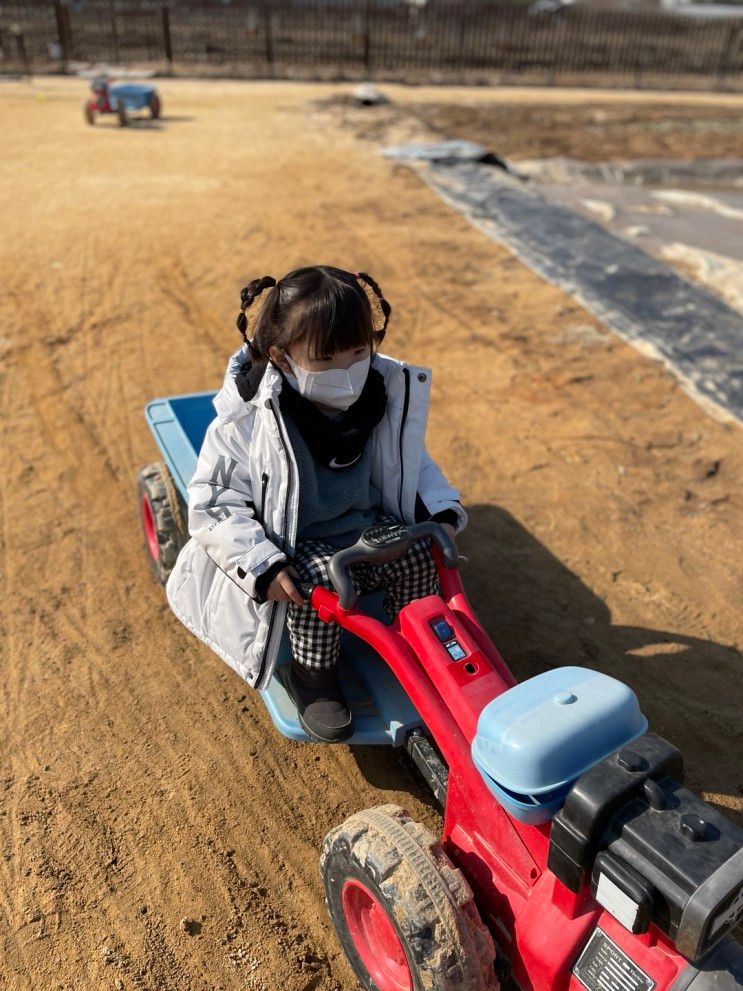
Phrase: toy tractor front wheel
[
  {"left": 136, "top": 462, "right": 187, "bottom": 585},
  {"left": 320, "top": 804, "right": 498, "bottom": 991},
  {"left": 84, "top": 104, "right": 96, "bottom": 125},
  {"left": 148, "top": 93, "right": 161, "bottom": 119}
]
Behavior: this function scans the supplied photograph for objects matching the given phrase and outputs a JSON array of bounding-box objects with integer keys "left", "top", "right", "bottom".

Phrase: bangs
[{"left": 284, "top": 270, "right": 375, "bottom": 361}]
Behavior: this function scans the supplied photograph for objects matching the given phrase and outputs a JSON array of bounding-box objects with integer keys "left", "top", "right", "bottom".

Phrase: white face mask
[{"left": 282, "top": 352, "right": 371, "bottom": 411}]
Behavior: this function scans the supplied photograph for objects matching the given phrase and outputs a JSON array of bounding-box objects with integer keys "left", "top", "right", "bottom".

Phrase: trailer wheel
[
  {"left": 320, "top": 804, "right": 498, "bottom": 991},
  {"left": 148, "top": 93, "right": 161, "bottom": 119},
  {"left": 84, "top": 104, "right": 96, "bottom": 125},
  {"left": 136, "top": 462, "right": 187, "bottom": 585}
]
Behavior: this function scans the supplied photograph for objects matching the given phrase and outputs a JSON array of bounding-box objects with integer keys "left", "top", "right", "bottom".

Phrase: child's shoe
[{"left": 281, "top": 657, "right": 353, "bottom": 743}]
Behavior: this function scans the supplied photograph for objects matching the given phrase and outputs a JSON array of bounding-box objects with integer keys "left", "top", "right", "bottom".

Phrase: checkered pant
[{"left": 287, "top": 513, "right": 441, "bottom": 671}]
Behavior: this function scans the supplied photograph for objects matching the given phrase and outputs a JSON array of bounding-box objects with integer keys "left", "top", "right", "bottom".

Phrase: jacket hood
[
  {"left": 211, "top": 342, "right": 274, "bottom": 425},
  {"left": 234, "top": 343, "right": 269, "bottom": 404},
  {"left": 211, "top": 340, "right": 431, "bottom": 426}
]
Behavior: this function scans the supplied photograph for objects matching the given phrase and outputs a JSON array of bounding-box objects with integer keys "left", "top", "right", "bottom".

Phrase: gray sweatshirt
[{"left": 283, "top": 408, "right": 383, "bottom": 550}]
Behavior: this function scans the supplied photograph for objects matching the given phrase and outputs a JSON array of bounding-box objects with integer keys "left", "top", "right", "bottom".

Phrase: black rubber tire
[
  {"left": 320, "top": 804, "right": 498, "bottom": 991},
  {"left": 148, "top": 92, "right": 161, "bottom": 119},
  {"left": 117, "top": 102, "right": 128, "bottom": 126},
  {"left": 84, "top": 104, "right": 96, "bottom": 125},
  {"left": 136, "top": 461, "right": 188, "bottom": 586}
]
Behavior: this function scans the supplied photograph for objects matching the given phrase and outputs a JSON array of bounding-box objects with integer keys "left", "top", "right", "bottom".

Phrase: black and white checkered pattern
[{"left": 287, "top": 513, "right": 440, "bottom": 671}]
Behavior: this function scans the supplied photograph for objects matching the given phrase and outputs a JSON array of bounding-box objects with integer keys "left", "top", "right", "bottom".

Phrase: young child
[{"left": 165, "top": 265, "right": 467, "bottom": 743}]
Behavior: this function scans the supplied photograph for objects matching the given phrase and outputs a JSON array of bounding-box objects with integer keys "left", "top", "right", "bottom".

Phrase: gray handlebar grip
[
  {"left": 327, "top": 547, "right": 372, "bottom": 610},
  {"left": 326, "top": 521, "right": 458, "bottom": 610},
  {"left": 406, "top": 521, "right": 459, "bottom": 568}
]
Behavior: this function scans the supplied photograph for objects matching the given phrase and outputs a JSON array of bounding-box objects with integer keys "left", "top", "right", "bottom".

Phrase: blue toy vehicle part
[
  {"left": 109, "top": 82, "right": 157, "bottom": 111},
  {"left": 471, "top": 666, "right": 648, "bottom": 823},
  {"left": 263, "top": 591, "right": 424, "bottom": 746},
  {"left": 144, "top": 392, "right": 217, "bottom": 503}
]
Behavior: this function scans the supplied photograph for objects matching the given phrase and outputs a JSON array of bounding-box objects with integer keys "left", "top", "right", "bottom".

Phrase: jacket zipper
[
  {"left": 398, "top": 367, "right": 410, "bottom": 517},
  {"left": 255, "top": 368, "right": 408, "bottom": 686},
  {"left": 254, "top": 401, "right": 295, "bottom": 689},
  {"left": 260, "top": 471, "right": 269, "bottom": 527}
]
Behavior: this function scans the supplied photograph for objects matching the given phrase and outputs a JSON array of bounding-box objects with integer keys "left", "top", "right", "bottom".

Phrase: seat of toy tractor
[{"left": 261, "top": 589, "right": 424, "bottom": 746}]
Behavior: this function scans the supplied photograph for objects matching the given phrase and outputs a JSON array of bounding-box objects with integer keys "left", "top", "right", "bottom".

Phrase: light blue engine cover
[{"left": 471, "top": 666, "right": 648, "bottom": 824}]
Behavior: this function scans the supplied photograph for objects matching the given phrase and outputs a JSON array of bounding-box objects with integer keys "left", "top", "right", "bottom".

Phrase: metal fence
[{"left": 1, "top": 0, "right": 741, "bottom": 86}]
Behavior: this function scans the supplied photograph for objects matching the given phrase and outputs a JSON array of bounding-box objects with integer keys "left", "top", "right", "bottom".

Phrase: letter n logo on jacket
[{"left": 202, "top": 456, "right": 238, "bottom": 523}]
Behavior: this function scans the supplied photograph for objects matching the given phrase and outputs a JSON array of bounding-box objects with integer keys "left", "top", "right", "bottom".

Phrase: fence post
[
  {"left": 108, "top": 0, "right": 120, "bottom": 64},
  {"left": 53, "top": 0, "right": 71, "bottom": 71},
  {"left": 458, "top": 8, "right": 467, "bottom": 84},
  {"left": 263, "top": 0, "right": 274, "bottom": 77},
  {"left": 161, "top": 5, "right": 173, "bottom": 71},
  {"left": 716, "top": 23, "right": 739, "bottom": 88},
  {"left": 634, "top": 43, "right": 647, "bottom": 87},
  {"left": 10, "top": 24, "right": 31, "bottom": 77},
  {"left": 364, "top": 0, "right": 371, "bottom": 76}
]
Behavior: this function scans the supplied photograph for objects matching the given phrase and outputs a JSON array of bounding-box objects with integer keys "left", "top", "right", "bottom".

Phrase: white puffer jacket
[{"left": 165, "top": 342, "right": 468, "bottom": 691}]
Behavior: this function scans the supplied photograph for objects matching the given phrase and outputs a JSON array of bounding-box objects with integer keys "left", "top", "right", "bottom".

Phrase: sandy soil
[{"left": 1, "top": 76, "right": 741, "bottom": 991}]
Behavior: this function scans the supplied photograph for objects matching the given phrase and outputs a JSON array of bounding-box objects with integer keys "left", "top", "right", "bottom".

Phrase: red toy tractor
[
  {"left": 83, "top": 74, "right": 161, "bottom": 126},
  {"left": 138, "top": 394, "right": 743, "bottom": 991},
  {"left": 309, "top": 525, "right": 743, "bottom": 991}
]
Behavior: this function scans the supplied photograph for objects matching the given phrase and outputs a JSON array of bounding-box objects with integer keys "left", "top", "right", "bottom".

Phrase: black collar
[{"left": 234, "top": 351, "right": 388, "bottom": 470}]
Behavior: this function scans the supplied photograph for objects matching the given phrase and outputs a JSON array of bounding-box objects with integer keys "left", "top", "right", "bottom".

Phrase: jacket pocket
[
  {"left": 212, "top": 578, "right": 273, "bottom": 685},
  {"left": 205, "top": 570, "right": 228, "bottom": 632},
  {"left": 165, "top": 541, "right": 195, "bottom": 610}
]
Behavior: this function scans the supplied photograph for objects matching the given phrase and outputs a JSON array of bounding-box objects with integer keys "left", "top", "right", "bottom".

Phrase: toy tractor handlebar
[
  {"left": 285, "top": 520, "right": 460, "bottom": 608},
  {"left": 327, "top": 520, "right": 459, "bottom": 609}
]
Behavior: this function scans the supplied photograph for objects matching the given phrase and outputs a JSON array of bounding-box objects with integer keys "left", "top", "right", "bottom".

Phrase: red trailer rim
[
  {"left": 141, "top": 494, "right": 159, "bottom": 561},
  {"left": 341, "top": 879, "right": 413, "bottom": 991}
]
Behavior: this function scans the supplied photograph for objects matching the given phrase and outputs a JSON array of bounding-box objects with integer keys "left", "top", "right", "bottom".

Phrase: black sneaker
[{"left": 279, "top": 659, "right": 354, "bottom": 743}]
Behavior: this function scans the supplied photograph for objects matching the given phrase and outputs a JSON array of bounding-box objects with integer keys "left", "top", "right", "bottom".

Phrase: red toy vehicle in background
[
  {"left": 83, "top": 74, "right": 161, "bottom": 126},
  {"left": 139, "top": 392, "right": 743, "bottom": 991}
]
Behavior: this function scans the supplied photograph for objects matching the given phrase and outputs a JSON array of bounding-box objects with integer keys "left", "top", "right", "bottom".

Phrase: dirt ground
[
  {"left": 311, "top": 87, "right": 743, "bottom": 161},
  {"left": 1, "top": 76, "right": 742, "bottom": 991}
]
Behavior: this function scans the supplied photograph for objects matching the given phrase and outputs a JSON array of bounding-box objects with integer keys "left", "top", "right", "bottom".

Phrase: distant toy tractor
[{"left": 83, "top": 75, "right": 161, "bottom": 126}]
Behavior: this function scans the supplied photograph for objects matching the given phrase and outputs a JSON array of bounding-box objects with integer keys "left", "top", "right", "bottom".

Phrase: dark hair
[{"left": 235, "top": 265, "right": 390, "bottom": 366}]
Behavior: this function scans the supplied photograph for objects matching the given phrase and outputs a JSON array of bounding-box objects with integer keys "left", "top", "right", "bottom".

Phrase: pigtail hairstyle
[
  {"left": 234, "top": 266, "right": 391, "bottom": 366},
  {"left": 235, "top": 275, "right": 277, "bottom": 347},
  {"left": 354, "top": 271, "right": 391, "bottom": 343}
]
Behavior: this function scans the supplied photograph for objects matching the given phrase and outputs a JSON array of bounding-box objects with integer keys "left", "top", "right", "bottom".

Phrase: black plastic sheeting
[{"left": 409, "top": 158, "right": 743, "bottom": 423}]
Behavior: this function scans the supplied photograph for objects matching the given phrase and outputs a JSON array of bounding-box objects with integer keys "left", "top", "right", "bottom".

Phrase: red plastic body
[
  {"left": 310, "top": 546, "right": 693, "bottom": 991},
  {"left": 86, "top": 80, "right": 114, "bottom": 115}
]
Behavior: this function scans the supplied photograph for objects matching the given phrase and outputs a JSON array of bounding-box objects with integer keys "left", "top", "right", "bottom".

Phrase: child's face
[{"left": 271, "top": 339, "right": 371, "bottom": 374}]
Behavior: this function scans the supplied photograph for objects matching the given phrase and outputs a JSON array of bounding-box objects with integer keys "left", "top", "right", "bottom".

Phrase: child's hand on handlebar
[{"left": 267, "top": 565, "right": 306, "bottom": 605}]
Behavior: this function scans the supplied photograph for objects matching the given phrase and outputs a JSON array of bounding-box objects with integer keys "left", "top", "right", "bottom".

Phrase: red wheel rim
[
  {"left": 341, "top": 878, "right": 413, "bottom": 991},
  {"left": 141, "top": 494, "right": 159, "bottom": 561}
]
